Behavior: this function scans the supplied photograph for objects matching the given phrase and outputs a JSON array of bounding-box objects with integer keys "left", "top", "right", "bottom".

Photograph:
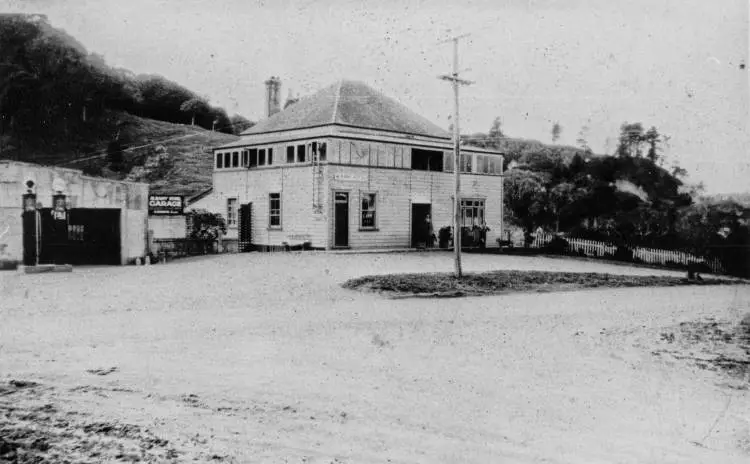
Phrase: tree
[
  {"left": 548, "top": 182, "right": 576, "bottom": 232},
  {"left": 643, "top": 126, "right": 662, "bottom": 163},
  {"left": 187, "top": 209, "right": 227, "bottom": 254},
  {"left": 107, "top": 138, "right": 124, "bottom": 171},
  {"left": 180, "top": 97, "right": 209, "bottom": 126},
  {"left": 551, "top": 122, "right": 562, "bottom": 143},
  {"left": 229, "top": 114, "right": 254, "bottom": 135},
  {"left": 488, "top": 116, "right": 504, "bottom": 143},
  {"left": 576, "top": 125, "right": 591, "bottom": 152},
  {"left": 616, "top": 122, "right": 645, "bottom": 157},
  {"left": 503, "top": 169, "right": 548, "bottom": 243}
]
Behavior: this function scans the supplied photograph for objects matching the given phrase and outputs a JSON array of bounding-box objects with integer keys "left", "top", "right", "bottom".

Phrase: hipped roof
[{"left": 240, "top": 80, "right": 450, "bottom": 139}]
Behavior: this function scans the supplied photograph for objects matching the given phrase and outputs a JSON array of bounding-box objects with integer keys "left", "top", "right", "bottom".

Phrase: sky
[{"left": 4, "top": 0, "right": 749, "bottom": 193}]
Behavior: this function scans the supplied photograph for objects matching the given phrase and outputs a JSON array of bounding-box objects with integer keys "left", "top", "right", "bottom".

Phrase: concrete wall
[
  {"left": 149, "top": 215, "right": 187, "bottom": 239},
  {"left": 0, "top": 161, "right": 148, "bottom": 264}
]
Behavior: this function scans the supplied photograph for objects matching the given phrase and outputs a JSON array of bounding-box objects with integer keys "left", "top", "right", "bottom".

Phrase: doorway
[
  {"left": 411, "top": 203, "right": 432, "bottom": 248},
  {"left": 333, "top": 191, "right": 349, "bottom": 248}
]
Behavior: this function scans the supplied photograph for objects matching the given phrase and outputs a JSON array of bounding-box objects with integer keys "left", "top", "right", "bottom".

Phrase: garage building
[{"left": 0, "top": 160, "right": 149, "bottom": 266}]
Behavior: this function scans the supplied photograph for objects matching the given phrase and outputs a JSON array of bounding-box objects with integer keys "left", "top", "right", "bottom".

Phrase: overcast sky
[{"left": 4, "top": 0, "right": 749, "bottom": 193}]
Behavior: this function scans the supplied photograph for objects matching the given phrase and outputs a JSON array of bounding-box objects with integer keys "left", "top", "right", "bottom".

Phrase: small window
[
  {"left": 460, "top": 154, "right": 473, "bottom": 173},
  {"left": 232, "top": 151, "right": 239, "bottom": 167},
  {"left": 319, "top": 142, "right": 327, "bottom": 161},
  {"left": 269, "top": 193, "right": 281, "bottom": 229},
  {"left": 259, "top": 149, "right": 266, "bottom": 166},
  {"left": 227, "top": 198, "right": 238, "bottom": 227},
  {"left": 268, "top": 148, "right": 273, "bottom": 165},
  {"left": 216, "top": 152, "right": 223, "bottom": 169},
  {"left": 224, "top": 152, "right": 231, "bottom": 168},
  {"left": 249, "top": 149, "right": 258, "bottom": 167},
  {"left": 360, "top": 192, "right": 377, "bottom": 229},
  {"left": 286, "top": 146, "right": 295, "bottom": 163},
  {"left": 297, "top": 144, "right": 306, "bottom": 163},
  {"left": 411, "top": 148, "right": 443, "bottom": 171},
  {"left": 460, "top": 199, "right": 485, "bottom": 227},
  {"left": 242, "top": 150, "right": 249, "bottom": 167},
  {"left": 489, "top": 157, "right": 496, "bottom": 174},
  {"left": 444, "top": 152, "right": 454, "bottom": 172}
]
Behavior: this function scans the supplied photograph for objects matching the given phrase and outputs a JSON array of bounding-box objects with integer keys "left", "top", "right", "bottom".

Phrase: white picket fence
[{"left": 532, "top": 232, "right": 724, "bottom": 273}]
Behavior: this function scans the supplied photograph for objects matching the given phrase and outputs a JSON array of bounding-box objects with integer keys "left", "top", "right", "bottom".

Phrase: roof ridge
[{"left": 331, "top": 79, "right": 343, "bottom": 124}]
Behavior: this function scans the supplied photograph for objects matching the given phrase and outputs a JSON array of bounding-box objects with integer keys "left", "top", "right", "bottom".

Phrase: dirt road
[{"left": 1, "top": 252, "right": 748, "bottom": 463}]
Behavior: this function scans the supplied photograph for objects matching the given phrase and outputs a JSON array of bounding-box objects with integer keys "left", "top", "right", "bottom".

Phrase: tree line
[
  {"left": 0, "top": 14, "right": 253, "bottom": 150},
  {"left": 468, "top": 118, "right": 749, "bottom": 277}
]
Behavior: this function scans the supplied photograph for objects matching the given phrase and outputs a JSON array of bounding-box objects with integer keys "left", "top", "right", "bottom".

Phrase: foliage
[
  {"left": 503, "top": 169, "right": 549, "bottom": 234},
  {"left": 229, "top": 114, "right": 254, "bottom": 135},
  {"left": 438, "top": 226, "right": 453, "bottom": 247},
  {"left": 551, "top": 122, "right": 562, "bottom": 143},
  {"left": 187, "top": 209, "right": 227, "bottom": 243},
  {"left": 0, "top": 13, "right": 236, "bottom": 153},
  {"left": 342, "top": 270, "right": 742, "bottom": 297}
]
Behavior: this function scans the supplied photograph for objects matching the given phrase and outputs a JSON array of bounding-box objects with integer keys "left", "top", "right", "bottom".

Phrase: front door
[
  {"left": 411, "top": 203, "right": 432, "bottom": 248},
  {"left": 334, "top": 192, "right": 349, "bottom": 248}
]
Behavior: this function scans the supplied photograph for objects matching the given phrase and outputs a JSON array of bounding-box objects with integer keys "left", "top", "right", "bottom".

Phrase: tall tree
[
  {"left": 643, "top": 126, "right": 662, "bottom": 163},
  {"left": 229, "top": 114, "right": 254, "bottom": 135},
  {"left": 503, "top": 169, "right": 548, "bottom": 240},
  {"left": 576, "top": 125, "right": 591, "bottom": 152},
  {"left": 551, "top": 122, "right": 562, "bottom": 143},
  {"left": 616, "top": 122, "right": 645, "bottom": 157},
  {"left": 488, "top": 116, "right": 504, "bottom": 140},
  {"left": 179, "top": 97, "right": 208, "bottom": 126}
]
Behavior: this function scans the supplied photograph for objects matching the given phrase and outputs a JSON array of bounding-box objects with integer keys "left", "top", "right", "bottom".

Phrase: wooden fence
[{"left": 531, "top": 232, "right": 724, "bottom": 274}]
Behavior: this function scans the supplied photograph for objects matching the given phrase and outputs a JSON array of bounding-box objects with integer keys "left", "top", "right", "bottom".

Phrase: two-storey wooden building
[{"left": 206, "top": 79, "right": 504, "bottom": 250}]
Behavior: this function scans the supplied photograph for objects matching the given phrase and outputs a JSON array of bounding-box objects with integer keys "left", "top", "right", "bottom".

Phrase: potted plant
[{"left": 438, "top": 226, "right": 453, "bottom": 248}]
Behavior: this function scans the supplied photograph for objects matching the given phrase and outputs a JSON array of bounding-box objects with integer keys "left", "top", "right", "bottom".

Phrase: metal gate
[{"left": 238, "top": 203, "right": 253, "bottom": 252}]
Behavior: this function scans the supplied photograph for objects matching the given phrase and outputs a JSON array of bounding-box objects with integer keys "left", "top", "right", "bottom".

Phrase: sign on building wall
[{"left": 148, "top": 195, "right": 184, "bottom": 215}]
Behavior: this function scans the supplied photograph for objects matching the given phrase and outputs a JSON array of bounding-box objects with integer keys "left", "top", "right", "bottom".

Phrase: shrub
[
  {"left": 544, "top": 236, "right": 569, "bottom": 255},
  {"left": 438, "top": 226, "right": 453, "bottom": 248}
]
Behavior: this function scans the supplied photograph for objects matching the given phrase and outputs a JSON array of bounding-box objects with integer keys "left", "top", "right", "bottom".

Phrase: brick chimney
[{"left": 264, "top": 76, "right": 282, "bottom": 117}]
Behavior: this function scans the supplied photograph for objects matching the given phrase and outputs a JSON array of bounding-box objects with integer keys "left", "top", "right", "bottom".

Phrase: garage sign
[{"left": 148, "top": 195, "right": 184, "bottom": 215}]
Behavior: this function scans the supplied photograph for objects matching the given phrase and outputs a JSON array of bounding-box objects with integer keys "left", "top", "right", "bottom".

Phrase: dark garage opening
[{"left": 35, "top": 208, "right": 121, "bottom": 265}]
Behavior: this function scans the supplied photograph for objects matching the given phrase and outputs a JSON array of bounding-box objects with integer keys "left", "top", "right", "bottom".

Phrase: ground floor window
[
  {"left": 461, "top": 199, "right": 485, "bottom": 227},
  {"left": 360, "top": 192, "right": 377, "bottom": 229},
  {"left": 227, "top": 198, "right": 238, "bottom": 227},
  {"left": 269, "top": 193, "right": 281, "bottom": 229}
]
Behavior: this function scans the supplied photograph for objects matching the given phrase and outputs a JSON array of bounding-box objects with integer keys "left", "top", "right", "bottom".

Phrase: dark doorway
[
  {"left": 334, "top": 192, "right": 349, "bottom": 248},
  {"left": 411, "top": 203, "right": 432, "bottom": 248},
  {"left": 22, "top": 210, "right": 39, "bottom": 266},
  {"left": 238, "top": 203, "right": 253, "bottom": 251},
  {"left": 64, "top": 209, "right": 121, "bottom": 265}
]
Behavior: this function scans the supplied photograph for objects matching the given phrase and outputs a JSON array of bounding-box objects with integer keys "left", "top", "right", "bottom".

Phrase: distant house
[{"left": 208, "top": 79, "right": 504, "bottom": 250}]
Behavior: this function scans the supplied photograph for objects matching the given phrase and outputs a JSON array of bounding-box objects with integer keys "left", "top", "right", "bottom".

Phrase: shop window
[
  {"left": 227, "top": 198, "right": 238, "bottom": 227},
  {"left": 460, "top": 199, "right": 485, "bottom": 227},
  {"left": 287, "top": 146, "right": 295, "bottom": 163},
  {"left": 269, "top": 193, "right": 281, "bottom": 229},
  {"left": 360, "top": 192, "right": 377, "bottom": 229},
  {"left": 216, "top": 152, "right": 223, "bottom": 169},
  {"left": 297, "top": 144, "right": 306, "bottom": 163},
  {"left": 411, "top": 148, "right": 444, "bottom": 171}
]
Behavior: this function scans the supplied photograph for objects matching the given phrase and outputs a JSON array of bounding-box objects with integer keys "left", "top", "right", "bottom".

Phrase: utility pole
[{"left": 439, "top": 34, "right": 473, "bottom": 278}]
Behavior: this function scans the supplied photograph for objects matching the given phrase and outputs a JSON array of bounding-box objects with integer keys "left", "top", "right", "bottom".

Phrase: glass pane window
[
  {"left": 227, "top": 198, "right": 238, "bottom": 227},
  {"left": 232, "top": 151, "right": 239, "bottom": 167},
  {"left": 319, "top": 142, "right": 327, "bottom": 161},
  {"left": 216, "top": 152, "right": 223, "bottom": 169},
  {"left": 460, "top": 199, "right": 485, "bottom": 227},
  {"left": 224, "top": 152, "right": 231, "bottom": 168},
  {"left": 287, "top": 146, "right": 295, "bottom": 163},
  {"left": 249, "top": 149, "right": 258, "bottom": 167},
  {"left": 360, "top": 192, "right": 377, "bottom": 229},
  {"left": 242, "top": 150, "right": 249, "bottom": 167},
  {"left": 268, "top": 148, "right": 273, "bottom": 165},
  {"left": 297, "top": 145, "right": 306, "bottom": 162},
  {"left": 269, "top": 193, "right": 281, "bottom": 228},
  {"left": 259, "top": 149, "right": 266, "bottom": 166}
]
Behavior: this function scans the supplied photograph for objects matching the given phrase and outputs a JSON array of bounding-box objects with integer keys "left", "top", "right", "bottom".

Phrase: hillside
[{"left": 0, "top": 111, "right": 237, "bottom": 198}]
